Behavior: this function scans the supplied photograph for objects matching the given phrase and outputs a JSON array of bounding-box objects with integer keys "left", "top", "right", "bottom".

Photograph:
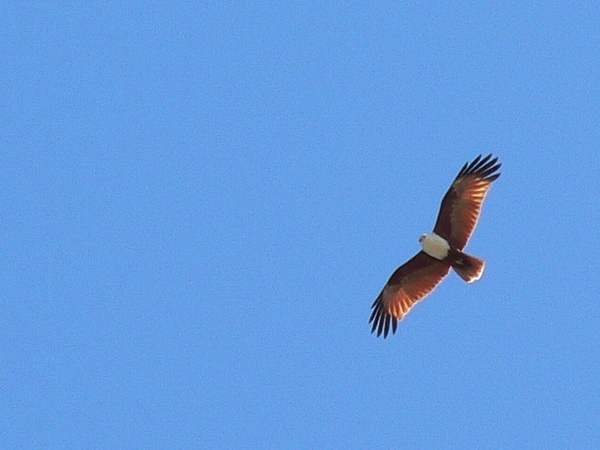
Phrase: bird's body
[
  {"left": 419, "top": 232, "right": 485, "bottom": 282},
  {"left": 369, "top": 154, "right": 501, "bottom": 338}
]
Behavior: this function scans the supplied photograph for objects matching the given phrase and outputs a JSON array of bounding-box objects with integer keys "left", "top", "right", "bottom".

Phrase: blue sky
[{"left": 2, "top": 2, "right": 600, "bottom": 448}]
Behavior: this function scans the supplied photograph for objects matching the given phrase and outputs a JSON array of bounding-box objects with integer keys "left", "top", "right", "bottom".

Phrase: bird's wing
[
  {"left": 369, "top": 251, "right": 451, "bottom": 338},
  {"left": 432, "top": 154, "right": 501, "bottom": 250}
]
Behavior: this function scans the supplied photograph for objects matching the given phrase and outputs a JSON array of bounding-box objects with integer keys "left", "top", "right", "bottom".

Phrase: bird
[{"left": 369, "top": 154, "right": 501, "bottom": 338}]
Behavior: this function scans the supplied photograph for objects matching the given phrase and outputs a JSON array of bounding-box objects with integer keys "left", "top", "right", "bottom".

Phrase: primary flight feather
[{"left": 369, "top": 154, "right": 501, "bottom": 338}]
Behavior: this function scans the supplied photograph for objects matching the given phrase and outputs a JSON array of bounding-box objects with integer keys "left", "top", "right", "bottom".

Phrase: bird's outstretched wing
[
  {"left": 369, "top": 252, "right": 451, "bottom": 338},
  {"left": 432, "top": 154, "right": 501, "bottom": 250}
]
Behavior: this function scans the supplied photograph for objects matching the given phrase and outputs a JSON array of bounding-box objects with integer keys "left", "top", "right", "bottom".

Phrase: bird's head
[{"left": 418, "top": 234, "right": 427, "bottom": 243}]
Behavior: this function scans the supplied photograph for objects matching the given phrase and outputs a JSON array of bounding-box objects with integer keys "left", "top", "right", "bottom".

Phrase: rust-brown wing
[
  {"left": 369, "top": 252, "right": 451, "bottom": 338},
  {"left": 433, "top": 154, "right": 501, "bottom": 250}
]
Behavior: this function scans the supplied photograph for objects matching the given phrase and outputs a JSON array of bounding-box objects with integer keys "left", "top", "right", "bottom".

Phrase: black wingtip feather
[
  {"left": 455, "top": 153, "right": 501, "bottom": 182},
  {"left": 369, "top": 292, "right": 399, "bottom": 339},
  {"left": 384, "top": 315, "right": 391, "bottom": 338},
  {"left": 369, "top": 304, "right": 378, "bottom": 324}
]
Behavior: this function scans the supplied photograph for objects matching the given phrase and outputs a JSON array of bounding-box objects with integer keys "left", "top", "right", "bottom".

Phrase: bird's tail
[{"left": 451, "top": 251, "right": 485, "bottom": 283}]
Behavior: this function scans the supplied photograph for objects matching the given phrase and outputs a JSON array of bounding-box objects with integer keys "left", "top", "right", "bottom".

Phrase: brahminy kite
[{"left": 369, "top": 154, "right": 501, "bottom": 338}]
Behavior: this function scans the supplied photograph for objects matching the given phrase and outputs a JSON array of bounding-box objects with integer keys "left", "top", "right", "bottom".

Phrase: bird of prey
[{"left": 369, "top": 154, "right": 501, "bottom": 338}]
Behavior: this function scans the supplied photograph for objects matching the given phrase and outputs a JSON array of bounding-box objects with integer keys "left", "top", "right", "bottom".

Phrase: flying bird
[{"left": 369, "top": 154, "right": 501, "bottom": 338}]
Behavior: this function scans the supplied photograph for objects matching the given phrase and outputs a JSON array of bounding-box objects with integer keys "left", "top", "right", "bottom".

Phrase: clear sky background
[{"left": 2, "top": 3, "right": 600, "bottom": 448}]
